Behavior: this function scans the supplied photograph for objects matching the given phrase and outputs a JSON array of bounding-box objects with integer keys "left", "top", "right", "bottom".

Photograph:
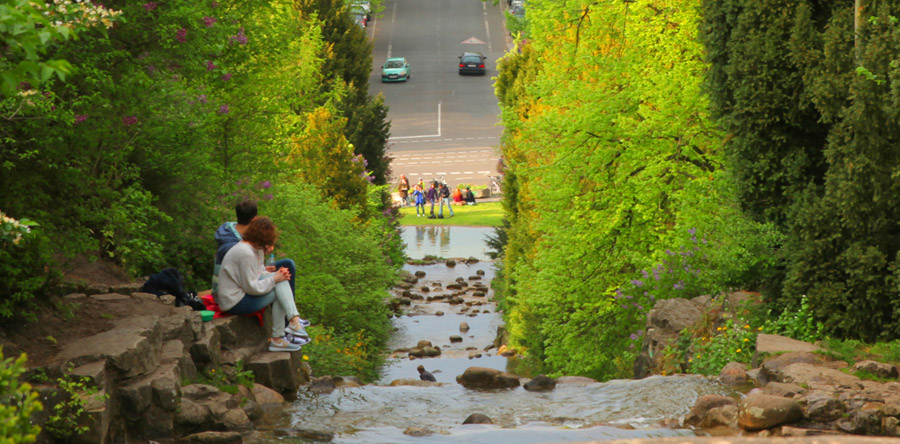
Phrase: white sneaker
[
  {"left": 286, "top": 319, "right": 309, "bottom": 338},
  {"left": 269, "top": 337, "right": 301, "bottom": 352}
]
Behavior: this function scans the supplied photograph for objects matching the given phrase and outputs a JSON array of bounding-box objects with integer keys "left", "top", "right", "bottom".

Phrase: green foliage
[
  {"left": 302, "top": 327, "right": 384, "bottom": 381},
  {"left": 762, "top": 294, "right": 823, "bottom": 343},
  {"left": 687, "top": 318, "right": 758, "bottom": 376},
  {"left": 0, "top": 351, "right": 42, "bottom": 443},
  {"left": 0, "top": 213, "right": 58, "bottom": 320},
  {"left": 197, "top": 362, "right": 255, "bottom": 395},
  {"left": 45, "top": 371, "right": 105, "bottom": 440},
  {"left": 266, "top": 183, "right": 396, "bottom": 367}
]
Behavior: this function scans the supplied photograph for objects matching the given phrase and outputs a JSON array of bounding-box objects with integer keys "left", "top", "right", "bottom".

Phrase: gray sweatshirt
[{"left": 217, "top": 242, "right": 275, "bottom": 311}]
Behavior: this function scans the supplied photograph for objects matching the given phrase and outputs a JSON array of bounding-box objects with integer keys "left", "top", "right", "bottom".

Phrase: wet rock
[
  {"left": 459, "top": 322, "right": 470, "bottom": 333},
  {"left": 837, "top": 406, "right": 882, "bottom": 435},
  {"left": 401, "top": 290, "right": 412, "bottom": 298},
  {"left": 719, "top": 362, "right": 750, "bottom": 386},
  {"left": 431, "top": 282, "right": 442, "bottom": 288},
  {"left": 476, "top": 269, "right": 485, "bottom": 276},
  {"left": 417, "top": 340, "right": 434, "bottom": 349},
  {"left": 423, "top": 346, "right": 441, "bottom": 357},
  {"left": 456, "top": 367, "right": 520, "bottom": 389},
  {"left": 473, "top": 291, "right": 486, "bottom": 297},
  {"left": 463, "top": 413, "right": 493, "bottom": 424},
  {"left": 446, "top": 259, "right": 456, "bottom": 267},
  {"left": 403, "top": 427, "right": 433, "bottom": 437},
  {"left": 414, "top": 271, "right": 426, "bottom": 277},
  {"left": 449, "top": 335, "right": 463, "bottom": 343},
  {"left": 758, "top": 351, "right": 824, "bottom": 384},
  {"left": 498, "top": 345, "right": 516, "bottom": 357},
  {"left": 763, "top": 382, "right": 805, "bottom": 398},
  {"left": 684, "top": 395, "right": 737, "bottom": 427},
  {"left": 447, "top": 284, "right": 463, "bottom": 290},
  {"left": 250, "top": 383, "right": 284, "bottom": 406},
  {"left": 523, "top": 375, "right": 557, "bottom": 392},
  {"left": 467, "top": 312, "right": 478, "bottom": 317},
  {"left": 805, "top": 392, "right": 847, "bottom": 422},
  {"left": 309, "top": 376, "right": 336, "bottom": 394},
  {"left": 334, "top": 376, "right": 362, "bottom": 388},
  {"left": 468, "top": 352, "right": 482, "bottom": 359},
  {"left": 389, "top": 378, "right": 441, "bottom": 387},
  {"left": 781, "top": 426, "right": 844, "bottom": 437},
  {"left": 468, "top": 275, "right": 482, "bottom": 281},
  {"left": 420, "top": 286, "right": 430, "bottom": 293},
  {"left": 738, "top": 394, "right": 802, "bottom": 431},
  {"left": 465, "top": 257, "right": 479, "bottom": 264},
  {"left": 408, "top": 348, "right": 426, "bottom": 358},
  {"left": 178, "top": 431, "right": 242, "bottom": 444},
  {"left": 273, "top": 428, "right": 335, "bottom": 441},
  {"left": 702, "top": 404, "right": 739, "bottom": 429},
  {"left": 448, "top": 297, "right": 464, "bottom": 305},
  {"left": 854, "top": 360, "right": 900, "bottom": 379},
  {"left": 436, "top": 311, "right": 445, "bottom": 316}
]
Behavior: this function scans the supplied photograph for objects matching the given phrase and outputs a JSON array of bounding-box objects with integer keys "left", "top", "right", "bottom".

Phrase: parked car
[
  {"left": 458, "top": 52, "right": 486, "bottom": 75},
  {"left": 381, "top": 57, "right": 411, "bottom": 82},
  {"left": 351, "top": 10, "right": 367, "bottom": 28},
  {"left": 510, "top": 0, "right": 525, "bottom": 19},
  {"left": 352, "top": 0, "right": 372, "bottom": 20}
]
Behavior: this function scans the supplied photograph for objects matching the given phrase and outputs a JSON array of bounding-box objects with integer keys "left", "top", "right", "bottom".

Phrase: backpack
[
  {"left": 141, "top": 267, "right": 206, "bottom": 311},
  {"left": 441, "top": 186, "right": 450, "bottom": 198}
]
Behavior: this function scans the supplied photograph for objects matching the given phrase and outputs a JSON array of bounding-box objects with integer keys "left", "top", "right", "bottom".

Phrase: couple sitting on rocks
[{"left": 212, "top": 199, "right": 311, "bottom": 352}]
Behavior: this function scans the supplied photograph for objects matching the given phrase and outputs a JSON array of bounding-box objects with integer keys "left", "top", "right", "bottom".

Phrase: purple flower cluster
[
  {"left": 218, "top": 104, "right": 229, "bottom": 114},
  {"left": 229, "top": 28, "right": 248, "bottom": 45},
  {"left": 175, "top": 28, "right": 187, "bottom": 43},
  {"left": 258, "top": 180, "right": 271, "bottom": 189},
  {"left": 122, "top": 115, "right": 138, "bottom": 126},
  {"left": 74, "top": 114, "right": 88, "bottom": 124},
  {"left": 206, "top": 60, "right": 217, "bottom": 71},
  {"left": 198, "top": 94, "right": 208, "bottom": 104},
  {"left": 221, "top": 73, "right": 232, "bottom": 81},
  {"left": 203, "top": 16, "right": 217, "bottom": 27},
  {"left": 143, "top": 2, "right": 157, "bottom": 11}
]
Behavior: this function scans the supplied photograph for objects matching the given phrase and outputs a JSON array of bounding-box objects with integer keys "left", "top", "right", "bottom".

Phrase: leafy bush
[
  {"left": 302, "top": 327, "right": 384, "bottom": 381},
  {"left": 196, "top": 361, "right": 255, "bottom": 395},
  {"left": 687, "top": 317, "right": 759, "bottom": 375},
  {"left": 762, "top": 294, "right": 823, "bottom": 343},
  {"left": 266, "top": 183, "right": 397, "bottom": 376},
  {"left": 0, "top": 213, "right": 58, "bottom": 322},
  {"left": 45, "top": 371, "right": 106, "bottom": 440},
  {"left": 0, "top": 351, "right": 42, "bottom": 443}
]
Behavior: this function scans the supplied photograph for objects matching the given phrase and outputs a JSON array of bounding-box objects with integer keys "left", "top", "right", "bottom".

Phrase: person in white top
[{"left": 217, "top": 216, "right": 309, "bottom": 352}]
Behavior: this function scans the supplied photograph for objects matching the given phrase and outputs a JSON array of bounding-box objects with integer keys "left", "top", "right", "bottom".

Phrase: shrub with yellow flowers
[
  {"left": 301, "top": 327, "right": 384, "bottom": 382},
  {"left": 685, "top": 317, "right": 759, "bottom": 375}
]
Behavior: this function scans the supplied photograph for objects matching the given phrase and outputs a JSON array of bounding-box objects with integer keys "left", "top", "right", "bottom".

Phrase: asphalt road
[{"left": 366, "top": 0, "right": 509, "bottom": 189}]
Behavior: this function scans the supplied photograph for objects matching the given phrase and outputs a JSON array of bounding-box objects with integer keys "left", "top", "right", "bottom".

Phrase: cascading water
[{"left": 252, "top": 226, "right": 734, "bottom": 443}]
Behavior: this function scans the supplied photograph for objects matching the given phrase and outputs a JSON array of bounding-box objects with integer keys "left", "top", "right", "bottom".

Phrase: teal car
[{"left": 381, "top": 57, "right": 411, "bottom": 82}]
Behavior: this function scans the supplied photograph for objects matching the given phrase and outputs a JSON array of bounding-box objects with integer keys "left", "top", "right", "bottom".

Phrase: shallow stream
[{"left": 254, "top": 226, "right": 732, "bottom": 443}]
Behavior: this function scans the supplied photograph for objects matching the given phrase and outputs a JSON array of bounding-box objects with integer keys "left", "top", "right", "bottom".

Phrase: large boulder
[
  {"left": 456, "top": 367, "right": 520, "bottom": 390},
  {"left": 853, "top": 360, "right": 900, "bottom": 379},
  {"left": 738, "top": 394, "right": 802, "bottom": 431},
  {"left": 684, "top": 395, "right": 737, "bottom": 427},
  {"left": 719, "top": 362, "right": 750, "bottom": 386},
  {"left": 523, "top": 375, "right": 556, "bottom": 392}
]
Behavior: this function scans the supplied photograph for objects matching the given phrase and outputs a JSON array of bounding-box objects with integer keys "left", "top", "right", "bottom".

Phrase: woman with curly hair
[{"left": 217, "top": 216, "right": 310, "bottom": 352}]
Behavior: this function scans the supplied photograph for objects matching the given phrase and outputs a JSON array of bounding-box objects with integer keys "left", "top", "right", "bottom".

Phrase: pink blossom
[
  {"left": 259, "top": 180, "right": 271, "bottom": 189},
  {"left": 122, "top": 115, "right": 138, "bottom": 126},
  {"left": 218, "top": 104, "right": 229, "bottom": 114},
  {"left": 143, "top": 2, "right": 157, "bottom": 11},
  {"left": 210, "top": 1, "right": 219, "bottom": 7},
  {"left": 175, "top": 28, "right": 187, "bottom": 43},
  {"left": 221, "top": 73, "right": 232, "bottom": 81},
  {"left": 74, "top": 114, "right": 88, "bottom": 124},
  {"left": 203, "top": 16, "right": 217, "bottom": 27},
  {"left": 205, "top": 60, "right": 217, "bottom": 71}
]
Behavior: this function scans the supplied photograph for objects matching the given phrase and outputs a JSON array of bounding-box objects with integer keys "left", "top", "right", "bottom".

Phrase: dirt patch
[{"left": 0, "top": 257, "right": 180, "bottom": 368}]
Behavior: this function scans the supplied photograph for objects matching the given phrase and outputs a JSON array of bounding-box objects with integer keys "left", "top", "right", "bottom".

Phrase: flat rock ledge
[
  {"left": 634, "top": 292, "right": 900, "bottom": 440},
  {"left": 604, "top": 438, "right": 900, "bottom": 444},
  {"left": 30, "top": 291, "right": 311, "bottom": 444}
]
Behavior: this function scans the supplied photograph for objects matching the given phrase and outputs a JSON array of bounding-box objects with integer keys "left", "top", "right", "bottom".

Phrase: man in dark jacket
[
  {"left": 438, "top": 183, "right": 453, "bottom": 218},
  {"left": 425, "top": 182, "right": 438, "bottom": 219}
]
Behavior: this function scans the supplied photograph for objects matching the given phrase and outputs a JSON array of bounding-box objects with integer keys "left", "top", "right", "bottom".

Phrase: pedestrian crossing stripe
[{"left": 461, "top": 37, "right": 486, "bottom": 44}]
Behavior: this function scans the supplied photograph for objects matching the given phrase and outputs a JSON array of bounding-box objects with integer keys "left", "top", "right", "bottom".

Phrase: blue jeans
[
  {"left": 416, "top": 202, "right": 425, "bottom": 215},
  {"left": 228, "top": 280, "right": 300, "bottom": 338},
  {"left": 439, "top": 197, "right": 454, "bottom": 216},
  {"left": 273, "top": 258, "right": 295, "bottom": 294}
]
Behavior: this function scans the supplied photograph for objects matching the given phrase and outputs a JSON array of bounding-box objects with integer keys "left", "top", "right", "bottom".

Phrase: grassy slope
[{"left": 397, "top": 201, "right": 503, "bottom": 226}]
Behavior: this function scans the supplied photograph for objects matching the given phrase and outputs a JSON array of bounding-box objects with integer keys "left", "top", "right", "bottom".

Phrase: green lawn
[{"left": 397, "top": 201, "right": 503, "bottom": 226}]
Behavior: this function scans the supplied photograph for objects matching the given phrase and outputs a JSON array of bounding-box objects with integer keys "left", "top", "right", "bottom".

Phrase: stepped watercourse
[{"left": 252, "top": 226, "right": 735, "bottom": 443}]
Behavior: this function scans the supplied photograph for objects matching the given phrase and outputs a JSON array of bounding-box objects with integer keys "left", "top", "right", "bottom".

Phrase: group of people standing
[{"left": 397, "top": 175, "right": 476, "bottom": 219}]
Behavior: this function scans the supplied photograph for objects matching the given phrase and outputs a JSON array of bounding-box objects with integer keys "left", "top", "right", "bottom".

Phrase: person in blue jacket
[{"left": 412, "top": 184, "right": 426, "bottom": 217}]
